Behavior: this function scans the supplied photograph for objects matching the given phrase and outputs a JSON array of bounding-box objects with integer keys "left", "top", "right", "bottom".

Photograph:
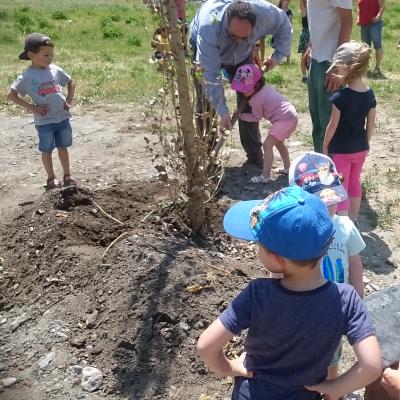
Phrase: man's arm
[
  {"left": 267, "top": 8, "right": 293, "bottom": 64},
  {"left": 195, "top": 33, "right": 229, "bottom": 119},
  {"left": 372, "top": 0, "right": 385, "bottom": 22},
  {"left": 337, "top": 7, "right": 353, "bottom": 47},
  {"left": 325, "top": 7, "right": 352, "bottom": 92}
]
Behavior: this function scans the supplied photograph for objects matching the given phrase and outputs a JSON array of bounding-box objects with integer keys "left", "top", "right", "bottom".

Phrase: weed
[
  {"left": 127, "top": 35, "right": 141, "bottom": 47},
  {"left": 0, "top": 11, "right": 9, "bottom": 21},
  {"left": 110, "top": 15, "right": 121, "bottom": 22},
  {"left": 38, "top": 18, "right": 52, "bottom": 29},
  {"left": 102, "top": 23, "right": 123, "bottom": 39},
  {"left": 385, "top": 166, "right": 400, "bottom": 188},
  {"left": 125, "top": 16, "right": 138, "bottom": 25},
  {"left": 371, "top": 198, "right": 400, "bottom": 230},
  {"left": 51, "top": 11, "right": 68, "bottom": 20},
  {"left": 14, "top": 12, "right": 34, "bottom": 33},
  {"left": 362, "top": 173, "right": 378, "bottom": 197},
  {"left": 266, "top": 71, "right": 284, "bottom": 86}
]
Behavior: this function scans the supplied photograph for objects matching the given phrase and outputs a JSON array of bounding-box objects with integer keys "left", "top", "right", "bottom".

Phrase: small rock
[
  {"left": 70, "top": 335, "right": 87, "bottom": 349},
  {"left": 38, "top": 351, "right": 56, "bottom": 369},
  {"left": 85, "top": 311, "right": 98, "bottom": 329},
  {"left": 362, "top": 276, "right": 371, "bottom": 284},
  {"left": 10, "top": 313, "right": 31, "bottom": 332},
  {"left": 178, "top": 322, "right": 190, "bottom": 332},
  {"left": 55, "top": 332, "right": 69, "bottom": 342},
  {"left": 0, "top": 362, "right": 8, "bottom": 372},
  {"left": 69, "top": 365, "right": 83, "bottom": 375},
  {"left": 0, "top": 318, "right": 7, "bottom": 325},
  {"left": 36, "top": 209, "right": 45, "bottom": 215},
  {"left": 2, "top": 377, "right": 17, "bottom": 388},
  {"left": 81, "top": 366, "right": 103, "bottom": 392}
]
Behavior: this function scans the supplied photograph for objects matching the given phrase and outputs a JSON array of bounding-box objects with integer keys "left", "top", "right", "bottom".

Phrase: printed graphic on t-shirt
[
  {"left": 322, "top": 240, "right": 346, "bottom": 283},
  {"left": 31, "top": 79, "right": 61, "bottom": 97}
]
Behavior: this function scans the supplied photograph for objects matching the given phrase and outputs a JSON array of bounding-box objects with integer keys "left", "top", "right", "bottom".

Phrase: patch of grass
[
  {"left": 127, "top": 34, "right": 141, "bottom": 47},
  {"left": 385, "top": 166, "right": 400, "bottom": 188},
  {"left": 0, "top": 10, "right": 9, "bottom": 21},
  {"left": 51, "top": 11, "right": 68, "bottom": 20},
  {"left": 102, "top": 23, "right": 123, "bottom": 39},
  {"left": 362, "top": 173, "right": 378, "bottom": 197},
  {"left": 369, "top": 198, "right": 400, "bottom": 230}
]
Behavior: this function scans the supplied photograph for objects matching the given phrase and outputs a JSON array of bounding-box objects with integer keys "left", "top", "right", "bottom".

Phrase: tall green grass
[
  {"left": 0, "top": 0, "right": 162, "bottom": 108},
  {"left": 0, "top": 0, "right": 399, "bottom": 113}
]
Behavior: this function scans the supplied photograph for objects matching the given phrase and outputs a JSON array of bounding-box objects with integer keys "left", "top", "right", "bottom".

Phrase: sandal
[
  {"left": 274, "top": 168, "right": 289, "bottom": 175},
  {"left": 250, "top": 175, "right": 272, "bottom": 184},
  {"left": 45, "top": 178, "right": 62, "bottom": 190},
  {"left": 63, "top": 175, "right": 77, "bottom": 187}
]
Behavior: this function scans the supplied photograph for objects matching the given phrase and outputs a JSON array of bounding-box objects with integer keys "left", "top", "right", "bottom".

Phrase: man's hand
[
  {"left": 305, "top": 380, "right": 341, "bottom": 400},
  {"left": 263, "top": 57, "right": 278, "bottom": 72},
  {"left": 228, "top": 353, "right": 253, "bottom": 378},
  {"left": 371, "top": 16, "right": 381, "bottom": 23},
  {"left": 29, "top": 104, "right": 48, "bottom": 116},
  {"left": 325, "top": 71, "right": 341, "bottom": 93},
  {"left": 220, "top": 113, "right": 232, "bottom": 130}
]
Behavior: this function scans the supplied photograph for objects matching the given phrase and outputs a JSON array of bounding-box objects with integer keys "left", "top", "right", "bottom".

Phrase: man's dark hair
[{"left": 226, "top": 1, "right": 257, "bottom": 27}]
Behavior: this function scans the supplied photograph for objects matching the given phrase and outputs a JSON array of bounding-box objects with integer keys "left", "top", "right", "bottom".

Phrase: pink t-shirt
[{"left": 240, "top": 85, "right": 297, "bottom": 124}]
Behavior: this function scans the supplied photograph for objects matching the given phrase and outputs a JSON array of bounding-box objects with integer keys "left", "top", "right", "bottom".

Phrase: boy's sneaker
[{"left": 301, "top": 76, "right": 308, "bottom": 83}]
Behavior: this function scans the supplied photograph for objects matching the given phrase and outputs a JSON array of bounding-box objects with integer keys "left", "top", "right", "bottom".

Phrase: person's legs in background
[
  {"left": 347, "top": 151, "right": 368, "bottom": 223},
  {"left": 332, "top": 153, "right": 351, "bottom": 216},
  {"left": 370, "top": 19, "right": 384, "bottom": 75},
  {"left": 308, "top": 59, "right": 332, "bottom": 153}
]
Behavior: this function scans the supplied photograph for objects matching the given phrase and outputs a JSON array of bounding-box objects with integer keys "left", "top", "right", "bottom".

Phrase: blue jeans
[
  {"left": 35, "top": 119, "right": 72, "bottom": 152},
  {"left": 361, "top": 19, "right": 383, "bottom": 49}
]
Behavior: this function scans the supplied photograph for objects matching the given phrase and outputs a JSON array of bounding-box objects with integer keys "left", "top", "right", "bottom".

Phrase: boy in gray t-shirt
[{"left": 7, "top": 33, "right": 76, "bottom": 188}]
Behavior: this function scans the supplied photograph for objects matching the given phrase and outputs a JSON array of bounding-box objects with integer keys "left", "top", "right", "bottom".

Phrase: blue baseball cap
[
  {"left": 288, "top": 152, "right": 348, "bottom": 206},
  {"left": 223, "top": 186, "right": 335, "bottom": 261}
]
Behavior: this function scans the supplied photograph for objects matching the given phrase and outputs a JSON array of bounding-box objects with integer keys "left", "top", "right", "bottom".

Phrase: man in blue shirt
[{"left": 190, "top": 0, "right": 292, "bottom": 166}]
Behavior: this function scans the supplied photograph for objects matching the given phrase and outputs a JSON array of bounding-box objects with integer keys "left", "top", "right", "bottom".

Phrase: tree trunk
[{"left": 166, "top": 0, "right": 206, "bottom": 232}]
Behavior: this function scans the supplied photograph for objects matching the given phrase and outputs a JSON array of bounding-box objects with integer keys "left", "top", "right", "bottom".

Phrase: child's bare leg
[
  {"left": 275, "top": 140, "right": 290, "bottom": 171},
  {"left": 57, "top": 147, "right": 71, "bottom": 177},
  {"left": 327, "top": 366, "right": 338, "bottom": 380},
  {"left": 262, "top": 135, "right": 276, "bottom": 179},
  {"left": 300, "top": 53, "right": 307, "bottom": 76},
  {"left": 349, "top": 196, "right": 361, "bottom": 223},
  {"left": 41, "top": 151, "right": 56, "bottom": 180}
]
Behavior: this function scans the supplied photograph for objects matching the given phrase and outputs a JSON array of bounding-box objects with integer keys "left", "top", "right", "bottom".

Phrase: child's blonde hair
[{"left": 331, "top": 42, "right": 372, "bottom": 85}]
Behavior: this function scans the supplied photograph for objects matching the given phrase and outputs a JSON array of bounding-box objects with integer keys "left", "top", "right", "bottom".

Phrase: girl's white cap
[{"left": 326, "top": 41, "right": 368, "bottom": 73}]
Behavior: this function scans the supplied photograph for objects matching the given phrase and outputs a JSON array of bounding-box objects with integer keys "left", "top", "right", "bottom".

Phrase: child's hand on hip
[
  {"left": 305, "top": 380, "right": 341, "bottom": 400},
  {"left": 228, "top": 352, "right": 254, "bottom": 378},
  {"left": 30, "top": 104, "right": 48, "bottom": 116},
  {"left": 64, "top": 102, "right": 71, "bottom": 111}
]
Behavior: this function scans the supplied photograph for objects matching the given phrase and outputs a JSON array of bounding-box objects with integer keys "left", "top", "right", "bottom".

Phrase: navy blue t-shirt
[
  {"left": 328, "top": 87, "right": 376, "bottom": 154},
  {"left": 219, "top": 279, "right": 375, "bottom": 400}
]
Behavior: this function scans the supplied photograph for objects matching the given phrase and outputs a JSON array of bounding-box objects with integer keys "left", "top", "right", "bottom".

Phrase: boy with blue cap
[
  {"left": 197, "top": 185, "right": 381, "bottom": 400},
  {"left": 289, "top": 152, "right": 366, "bottom": 385}
]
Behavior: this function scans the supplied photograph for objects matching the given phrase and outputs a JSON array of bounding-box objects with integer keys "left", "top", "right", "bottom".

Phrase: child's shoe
[
  {"left": 63, "top": 175, "right": 77, "bottom": 187},
  {"left": 250, "top": 175, "right": 272, "bottom": 184}
]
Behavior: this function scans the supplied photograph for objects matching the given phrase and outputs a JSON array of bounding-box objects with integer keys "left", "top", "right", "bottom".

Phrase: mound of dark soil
[{"left": 0, "top": 181, "right": 261, "bottom": 399}]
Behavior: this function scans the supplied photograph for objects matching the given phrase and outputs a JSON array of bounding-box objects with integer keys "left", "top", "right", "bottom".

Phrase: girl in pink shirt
[{"left": 232, "top": 64, "right": 298, "bottom": 183}]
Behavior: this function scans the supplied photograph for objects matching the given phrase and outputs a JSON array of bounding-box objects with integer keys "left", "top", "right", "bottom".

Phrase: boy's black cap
[{"left": 19, "top": 33, "right": 53, "bottom": 60}]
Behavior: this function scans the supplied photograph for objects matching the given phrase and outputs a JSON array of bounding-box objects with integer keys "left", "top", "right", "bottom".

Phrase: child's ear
[{"left": 27, "top": 51, "right": 35, "bottom": 60}]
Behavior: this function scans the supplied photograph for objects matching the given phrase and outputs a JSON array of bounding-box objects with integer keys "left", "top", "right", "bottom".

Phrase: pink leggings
[{"left": 332, "top": 151, "right": 368, "bottom": 211}]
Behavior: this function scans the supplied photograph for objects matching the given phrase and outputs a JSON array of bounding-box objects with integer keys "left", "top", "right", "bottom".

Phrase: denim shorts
[
  {"left": 35, "top": 119, "right": 72, "bottom": 152},
  {"left": 361, "top": 19, "right": 383, "bottom": 49}
]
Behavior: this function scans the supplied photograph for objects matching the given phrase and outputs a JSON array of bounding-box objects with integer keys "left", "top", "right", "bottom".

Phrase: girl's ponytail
[{"left": 342, "top": 43, "right": 372, "bottom": 85}]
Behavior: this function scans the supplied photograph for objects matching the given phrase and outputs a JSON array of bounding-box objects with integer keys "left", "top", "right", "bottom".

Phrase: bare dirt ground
[{"left": 0, "top": 104, "right": 399, "bottom": 400}]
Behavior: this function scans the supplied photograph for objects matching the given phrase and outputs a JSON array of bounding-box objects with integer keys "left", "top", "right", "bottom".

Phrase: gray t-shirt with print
[{"left": 11, "top": 64, "right": 71, "bottom": 125}]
